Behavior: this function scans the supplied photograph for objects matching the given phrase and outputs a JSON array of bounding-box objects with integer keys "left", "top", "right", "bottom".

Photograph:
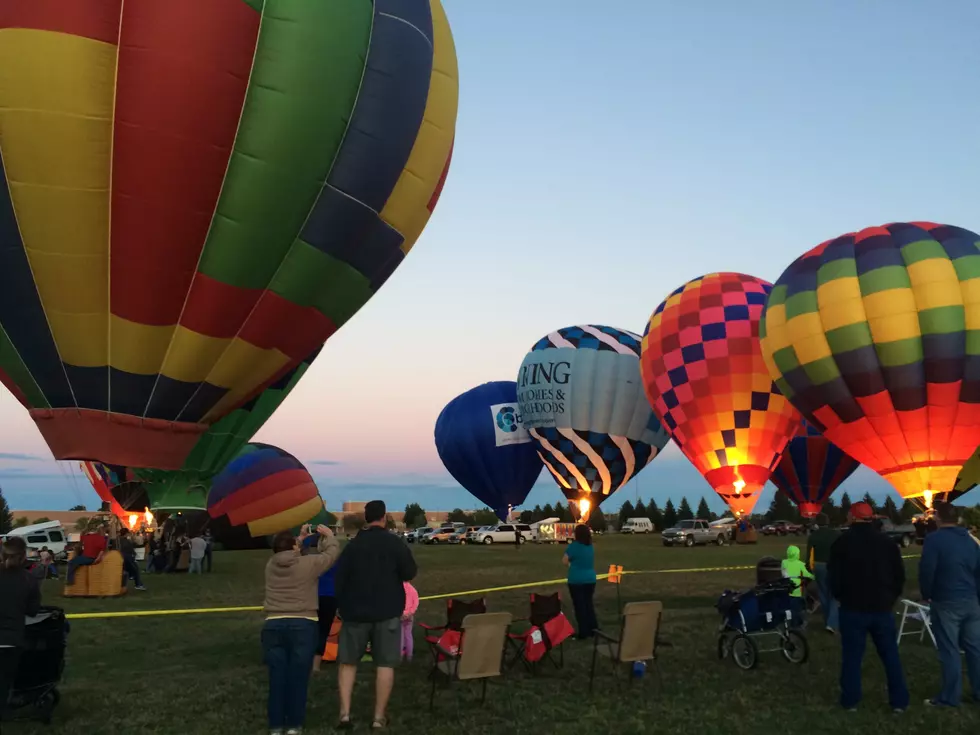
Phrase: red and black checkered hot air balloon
[
  {"left": 640, "top": 273, "right": 803, "bottom": 517},
  {"left": 0, "top": 0, "right": 457, "bottom": 470},
  {"left": 769, "top": 421, "right": 861, "bottom": 518}
]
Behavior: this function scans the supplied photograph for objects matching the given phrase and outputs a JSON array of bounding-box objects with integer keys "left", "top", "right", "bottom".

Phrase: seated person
[
  {"left": 39, "top": 547, "right": 58, "bottom": 579},
  {"left": 66, "top": 527, "right": 107, "bottom": 585}
]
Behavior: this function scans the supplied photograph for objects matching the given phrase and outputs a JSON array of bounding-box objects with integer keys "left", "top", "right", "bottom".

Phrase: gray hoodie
[{"left": 264, "top": 534, "right": 339, "bottom": 620}]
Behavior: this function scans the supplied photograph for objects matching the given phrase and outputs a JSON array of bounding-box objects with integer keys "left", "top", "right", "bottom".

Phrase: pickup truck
[
  {"left": 874, "top": 517, "right": 916, "bottom": 548},
  {"left": 661, "top": 519, "right": 726, "bottom": 547},
  {"left": 761, "top": 520, "right": 804, "bottom": 536}
]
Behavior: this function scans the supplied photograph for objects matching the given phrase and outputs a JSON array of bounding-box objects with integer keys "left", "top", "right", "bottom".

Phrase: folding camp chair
[
  {"left": 419, "top": 598, "right": 487, "bottom": 663},
  {"left": 506, "top": 592, "right": 574, "bottom": 673},
  {"left": 429, "top": 612, "right": 513, "bottom": 710},
  {"left": 590, "top": 601, "right": 665, "bottom": 691}
]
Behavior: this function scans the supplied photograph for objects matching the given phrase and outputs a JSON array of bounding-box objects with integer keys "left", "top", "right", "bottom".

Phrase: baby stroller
[
  {"left": 3, "top": 607, "right": 68, "bottom": 724},
  {"left": 716, "top": 562, "right": 808, "bottom": 670}
]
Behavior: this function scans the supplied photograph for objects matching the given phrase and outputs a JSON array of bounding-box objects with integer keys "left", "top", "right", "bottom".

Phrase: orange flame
[
  {"left": 127, "top": 514, "right": 138, "bottom": 530},
  {"left": 733, "top": 478, "right": 746, "bottom": 495},
  {"left": 144, "top": 507, "right": 154, "bottom": 525},
  {"left": 577, "top": 498, "right": 591, "bottom": 522}
]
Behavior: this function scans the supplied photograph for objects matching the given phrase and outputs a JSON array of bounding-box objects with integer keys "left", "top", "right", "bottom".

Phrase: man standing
[
  {"left": 828, "top": 501, "right": 909, "bottom": 712},
  {"left": 335, "top": 500, "right": 417, "bottom": 729},
  {"left": 806, "top": 514, "right": 841, "bottom": 632},
  {"left": 188, "top": 533, "right": 208, "bottom": 574},
  {"left": 919, "top": 501, "right": 980, "bottom": 707},
  {"left": 118, "top": 529, "right": 146, "bottom": 590}
]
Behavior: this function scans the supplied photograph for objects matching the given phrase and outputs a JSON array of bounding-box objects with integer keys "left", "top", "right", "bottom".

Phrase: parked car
[
  {"left": 466, "top": 526, "right": 491, "bottom": 543},
  {"left": 620, "top": 517, "right": 654, "bottom": 534},
  {"left": 761, "top": 520, "right": 804, "bottom": 536},
  {"left": 423, "top": 527, "right": 458, "bottom": 545},
  {"left": 473, "top": 524, "right": 533, "bottom": 544},
  {"left": 874, "top": 517, "right": 917, "bottom": 547},
  {"left": 406, "top": 526, "right": 436, "bottom": 544},
  {"left": 661, "top": 519, "right": 724, "bottom": 547},
  {"left": 447, "top": 528, "right": 472, "bottom": 544}
]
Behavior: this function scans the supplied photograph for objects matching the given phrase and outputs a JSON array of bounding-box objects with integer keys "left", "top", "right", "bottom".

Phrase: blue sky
[{"left": 2, "top": 0, "right": 980, "bottom": 513}]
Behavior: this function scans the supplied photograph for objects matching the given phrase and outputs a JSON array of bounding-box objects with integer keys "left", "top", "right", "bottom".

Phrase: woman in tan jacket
[{"left": 262, "top": 523, "right": 338, "bottom": 735}]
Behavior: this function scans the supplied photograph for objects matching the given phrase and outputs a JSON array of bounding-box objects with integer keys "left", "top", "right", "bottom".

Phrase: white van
[
  {"left": 620, "top": 517, "right": 654, "bottom": 534},
  {"left": 5, "top": 521, "right": 69, "bottom": 559}
]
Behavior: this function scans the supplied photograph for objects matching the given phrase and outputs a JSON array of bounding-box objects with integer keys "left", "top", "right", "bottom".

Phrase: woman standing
[
  {"left": 563, "top": 524, "right": 598, "bottom": 639},
  {"left": 0, "top": 536, "right": 41, "bottom": 714},
  {"left": 263, "top": 524, "right": 338, "bottom": 735}
]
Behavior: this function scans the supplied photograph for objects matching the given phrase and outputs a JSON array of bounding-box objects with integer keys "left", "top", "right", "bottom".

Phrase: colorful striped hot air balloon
[
  {"left": 760, "top": 223, "right": 980, "bottom": 508},
  {"left": 769, "top": 421, "right": 861, "bottom": 518},
  {"left": 207, "top": 443, "right": 322, "bottom": 538},
  {"left": 80, "top": 460, "right": 129, "bottom": 521},
  {"left": 0, "top": 0, "right": 458, "bottom": 470},
  {"left": 516, "top": 326, "right": 670, "bottom": 521},
  {"left": 640, "top": 273, "right": 803, "bottom": 517}
]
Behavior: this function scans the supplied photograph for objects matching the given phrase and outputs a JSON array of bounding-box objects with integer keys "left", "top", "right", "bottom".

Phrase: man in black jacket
[
  {"left": 828, "top": 501, "right": 909, "bottom": 712},
  {"left": 335, "top": 500, "right": 417, "bottom": 729},
  {"left": 0, "top": 536, "right": 41, "bottom": 716}
]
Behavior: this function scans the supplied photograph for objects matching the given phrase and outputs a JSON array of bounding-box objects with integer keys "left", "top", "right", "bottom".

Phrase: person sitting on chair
[{"left": 66, "top": 525, "right": 107, "bottom": 585}]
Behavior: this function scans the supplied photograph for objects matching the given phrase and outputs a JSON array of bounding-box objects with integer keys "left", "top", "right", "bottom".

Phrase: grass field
[{"left": 5, "top": 535, "right": 980, "bottom": 735}]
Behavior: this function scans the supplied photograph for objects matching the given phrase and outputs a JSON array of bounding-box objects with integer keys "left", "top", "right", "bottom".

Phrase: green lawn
[{"left": 6, "top": 535, "right": 979, "bottom": 735}]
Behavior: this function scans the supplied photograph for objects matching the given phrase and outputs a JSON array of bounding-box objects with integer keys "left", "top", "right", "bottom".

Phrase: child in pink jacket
[{"left": 401, "top": 581, "right": 419, "bottom": 661}]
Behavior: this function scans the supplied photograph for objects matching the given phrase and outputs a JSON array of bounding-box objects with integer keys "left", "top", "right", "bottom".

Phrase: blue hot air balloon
[
  {"left": 434, "top": 381, "right": 544, "bottom": 521},
  {"left": 517, "top": 325, "right": 671, "bottom": 520}
]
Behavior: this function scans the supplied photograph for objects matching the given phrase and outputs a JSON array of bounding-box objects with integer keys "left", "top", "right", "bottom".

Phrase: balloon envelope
[
  {"left": 208, "top": 444, "right": 322, "bottom": 538},
  {"left": 434, "top": 381, "right": 543, "bottom": 521},
  {"left": 517, "top": 326, "right": 670, "bottom": 518},
  {"left": 0, "top": 1, "right": 458, "bottom": 470},
  {"left": 641, "top": 273, "right": 802, "bottom": 517},
  {"left": 761, "top": 222, "right": 980, "bottom": 506},
  {"left": 79, "top": 461, "right": 130, "bottom": 521},
  {"left": 769, "top": 421, "right": 860, "bottom": 518}
]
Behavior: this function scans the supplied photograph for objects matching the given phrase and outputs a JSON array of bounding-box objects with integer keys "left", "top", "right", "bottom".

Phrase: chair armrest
[
  {"left": 417, "top": 622, "right": 446, "bottom": 632},
  {"left": 594, "top": 629, "right": 618, "bottom": 644}
]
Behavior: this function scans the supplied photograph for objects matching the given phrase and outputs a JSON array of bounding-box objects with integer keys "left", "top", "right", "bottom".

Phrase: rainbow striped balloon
[
  {"left": 0, "top": 0, "right": 457, "bottom": 470},
  {"left": 207, "top": 443, "right": 321, "bottom": 538}
]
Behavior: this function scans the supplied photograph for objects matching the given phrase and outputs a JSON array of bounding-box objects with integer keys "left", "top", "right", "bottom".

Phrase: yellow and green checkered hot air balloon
[
  {"left": 760, "top": 222, "right": 980, "bottom": 507},
  {"left": 0, "top": 0, "right": 457, "bottom": 470}
]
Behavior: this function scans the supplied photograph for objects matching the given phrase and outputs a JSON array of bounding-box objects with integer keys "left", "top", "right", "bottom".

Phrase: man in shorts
[{"left": 335, "top": 500, "right": 417, "bottom": 729}]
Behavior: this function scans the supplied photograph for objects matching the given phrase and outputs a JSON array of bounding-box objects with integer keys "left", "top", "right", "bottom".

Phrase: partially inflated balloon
[
  {"left": 761, "top": 223, "right": 980, "bottom": 507},
  {"left": 0, "top": 0, "right": 458, "bottom": 470},
  {"left": 208, "top": 444, "right": 322, "bottom": 538},
  {"left": 435, "top": 381, "right": 544, "bottom": 521},
  {"left": 641, "top": 273, "right": 802, "bottom": 517},
  {"left": 517, "top": 326, "right": 670, "bottom": 520},
  {"left": 79, "top": 461, "right": 129, "bottom": 521},
  {"left": 769, "top": 421, "right": 860, "bottom": 518}
]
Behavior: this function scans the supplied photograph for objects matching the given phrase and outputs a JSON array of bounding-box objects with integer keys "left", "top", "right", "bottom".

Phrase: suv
[
  {"left": 661, "top": 519, "right": 724, "bottom": 547},
  {"left": 466, "top": 526, "right": 491, "bottom": 543},
  {"left": 424, "top": 527, "right": 458, "bottom": 545},
  {"left": 762, "top": 520, "right": 803, "bottom": 536},
  {"left": 407, "top": 527, "right": 435, "bottom": 544},
  {"left": 474, "top": 524, "right": 533, "bottom": 544}
]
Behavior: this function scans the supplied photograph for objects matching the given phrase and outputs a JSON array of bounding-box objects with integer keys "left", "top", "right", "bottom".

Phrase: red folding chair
[
  {"left": 419, "top": 598, "right": 487, "bottom": 663},
  {"left": 507, "top": 592, "right": 574, "bottom": 673}
]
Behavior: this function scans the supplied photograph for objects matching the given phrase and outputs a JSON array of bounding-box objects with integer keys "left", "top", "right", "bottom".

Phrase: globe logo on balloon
[{"left": 496, "top": 406, "right": 519, "bottom": 433}]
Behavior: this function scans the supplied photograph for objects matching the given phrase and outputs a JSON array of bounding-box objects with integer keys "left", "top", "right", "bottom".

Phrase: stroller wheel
[
  {"left": 731, "top": 634, "right": 758, "bottom": 670},
  {"left": 781, "top": 630, "right": 809, "bottom": 664},
  {"left": 717, "top": 633, "right": 733, "bottom": 660}
]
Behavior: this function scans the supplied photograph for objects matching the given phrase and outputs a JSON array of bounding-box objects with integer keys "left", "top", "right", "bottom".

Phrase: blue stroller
[{"left": 716, "top": 563, "right": 808, "bottom": 670}]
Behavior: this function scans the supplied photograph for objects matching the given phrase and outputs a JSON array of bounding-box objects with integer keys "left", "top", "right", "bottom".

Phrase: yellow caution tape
[{"left": 64, "top": 554, "right": 922, "bottom": 620}]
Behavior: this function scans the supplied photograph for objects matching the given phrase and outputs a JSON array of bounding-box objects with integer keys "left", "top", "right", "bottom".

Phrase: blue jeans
[
  {"left": 261, "top": 618, "right": 317, "bottom": 730},
  {"left": 839, "top": 608, "right": 909, "bottom": 710},
  {"left": 813, "top": 563, "right": 839, "bottom": 630},
  {"left": 66, "top": 555, "right": 95, "bottom": 584},
  {"left": 930, "top": 598, "right": 980, "bottom": 706}
]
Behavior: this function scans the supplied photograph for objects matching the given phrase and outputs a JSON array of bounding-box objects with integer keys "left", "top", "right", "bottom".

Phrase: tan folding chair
[
  {"left": 590, "top": 601, "right": 664, "bottom": 690},
  {"left": 429, "top": 612, "right": 512, "bottom": 710}
]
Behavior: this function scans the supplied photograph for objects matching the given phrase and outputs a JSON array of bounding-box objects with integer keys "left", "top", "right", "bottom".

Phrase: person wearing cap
[
  {"left": 919, "top": 501, "right": 980, "bottom": 708},
  {"left": 828, "top": 501, "right": 909, "bottom": 712}
]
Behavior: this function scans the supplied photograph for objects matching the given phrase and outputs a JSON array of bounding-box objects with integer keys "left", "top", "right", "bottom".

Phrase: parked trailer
[{"left": 534, "top": 520, "right": 576, "bottom": 544}]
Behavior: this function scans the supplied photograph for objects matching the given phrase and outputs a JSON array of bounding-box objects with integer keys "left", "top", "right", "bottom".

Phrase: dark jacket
[
  {"left": 0, "top": 567, "right": 41, "bottom": 647},
  {"left": 806, "top": 527, "right": 840, "bottom": 567},
  {"left": 828, "top": 522, "right": 905, "bottom": 613},
  {"left": 335, "top": 526, "right": 417, "bottom": 623},
  {"left": 919, "top": 526, "right": 980, "bottom": 603}
]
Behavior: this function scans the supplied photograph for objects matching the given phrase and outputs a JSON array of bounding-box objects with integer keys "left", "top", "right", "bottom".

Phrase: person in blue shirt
[
  {"left": 919, "top": 501, "right": 980, "bottom": 708},
  {"left": 303, "top": 533, "right": 338, "bottom": 673},
  {"left": 563, "top": 524, "right": 598, "bottom": 639}
]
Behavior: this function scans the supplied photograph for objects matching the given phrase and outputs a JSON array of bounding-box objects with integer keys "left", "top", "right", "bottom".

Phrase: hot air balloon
[
  {"left": 434, "top": 381, "right": 544, "bottom": 521},
  {"left": 641, "top": 273, "right": 803, "bottom": 517},
  {"left": 0, "top": 0, "right": 458, "bottom": 470},
  {"left": 760, "top": 222, "right": 980, "bottom": 508},
  {"left": 516, "top": 326, "right": 670, "bottom": 521},
  {"left": 80, "top": 461, "right": 130, "bottom": 522},
  {"left": 207, "top": 443, "right": 322, "bottom": 537},
  {"left": 769, "top": 421, "right": 861, "bottom": 518}
]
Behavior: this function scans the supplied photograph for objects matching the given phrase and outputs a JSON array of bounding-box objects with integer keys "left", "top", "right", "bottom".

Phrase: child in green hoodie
[{"left": 781, "top": 545, "right": 813, "bottom": 627}]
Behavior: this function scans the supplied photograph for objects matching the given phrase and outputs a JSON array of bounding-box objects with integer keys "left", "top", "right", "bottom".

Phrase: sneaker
[
  {"left": 825, "top": 626, "right": 835, "bottom": 633},
  {"left": 286, "top": 729, "right": 302, "bottom": 735},
  {"left": 135, "top": 585, "right": 147, "bottom": 591},
  {"left": 925, "top": 698, "right": 954, "bottom": 708}
]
